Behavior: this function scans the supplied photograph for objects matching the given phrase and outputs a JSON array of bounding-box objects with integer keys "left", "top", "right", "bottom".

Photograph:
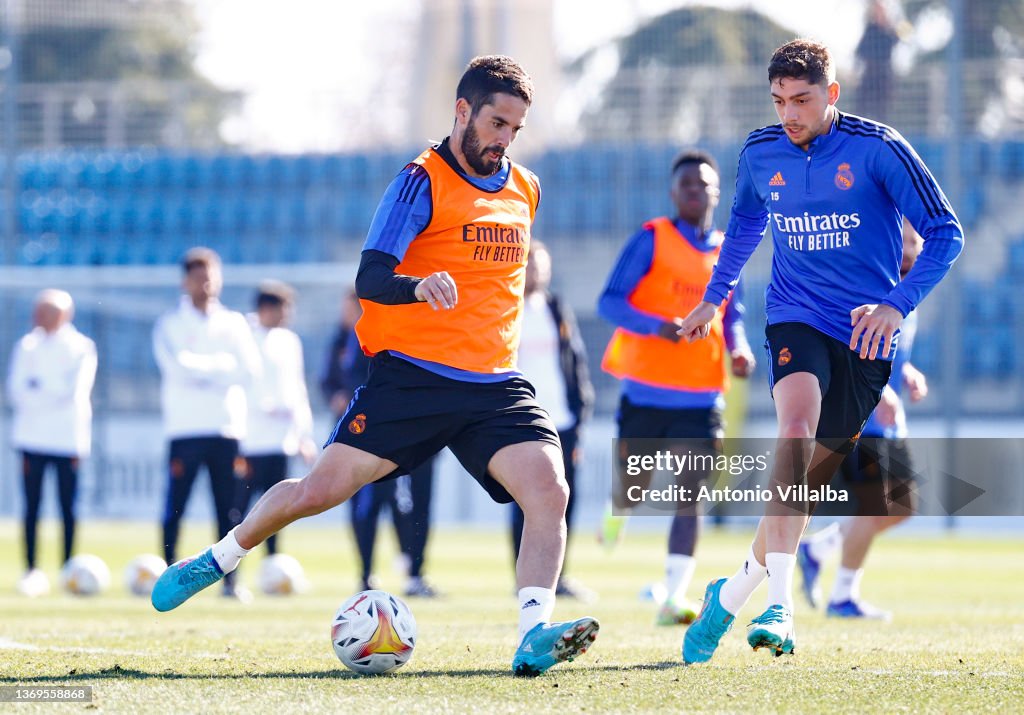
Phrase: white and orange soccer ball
[
  {"left": 61, "top": 554, "right": 111, "bottom": 596},
  {"left": 258, "top": 554, "right": 310, "bottom": 596},
  {"left": 124, "top": 554, "right": 167, "bottom": 596},
  {"left": 330, "top": 590, "right": 417, "bottom": 674}
]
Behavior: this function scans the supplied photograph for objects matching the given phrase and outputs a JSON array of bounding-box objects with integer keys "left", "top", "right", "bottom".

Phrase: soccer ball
[
  {"left": 331, "top": 590, "right": 417, "bottom": 675},
  {"left": 258, "top": 554, "right": 310, "bottom": 596},
  {"left": 61, "top": 554, "right": 111, "bottom": 596},
  {"left": 124, "top": 554, "right": 167, "bottom": 596}
]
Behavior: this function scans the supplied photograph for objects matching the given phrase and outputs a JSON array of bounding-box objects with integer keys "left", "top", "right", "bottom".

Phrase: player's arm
[
  {"left": 850, "top": 133, "right": 964, "bottom": 359},
  {"left": 680, "top": 149, "right": 768, "bottom": 341},
  {"left": 723, "top": 280, "right": 756, "bottom": 377},
  {"left": 152, "top": 315, "right": 240, "bottom": 384},
  {"left": 597, "top": 228, "right": 679, "bottom": 340},
  {"left": 355, "top": 165, "right": 456, "bottom": 310}
]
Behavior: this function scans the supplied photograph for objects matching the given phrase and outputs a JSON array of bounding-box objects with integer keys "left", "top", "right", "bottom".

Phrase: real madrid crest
[{"left": 834, "top": 162, "right": 855, "bottom": 190}]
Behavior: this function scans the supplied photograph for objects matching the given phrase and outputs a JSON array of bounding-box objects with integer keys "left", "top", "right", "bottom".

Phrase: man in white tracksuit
[
  {"left": 152, "top": 247, "right": 261, "bottom": 600},
  {"left": 7, "top": 289, "right": 96, "bottom": 597},
  {"left": 231, "top": 280, "right": 317, "bottom": 559}
]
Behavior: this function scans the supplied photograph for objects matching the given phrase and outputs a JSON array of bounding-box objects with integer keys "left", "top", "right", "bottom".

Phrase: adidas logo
[
  {"left": 521, "top": 598, "right": 541, "bottom": 609},
  {"left": 521, "top": 643, "right": 533, "bottom": 653},
  {"left": 769, "top": 171, "right": 786, "bottom": 186}
]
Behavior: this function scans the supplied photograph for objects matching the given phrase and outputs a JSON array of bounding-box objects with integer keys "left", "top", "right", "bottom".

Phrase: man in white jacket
[
  {"left": 7, "top": 289, "right": 97, "bottom": 597},
  {"left": 232, "top": 281, "right": 316, "bottom": 560},
  {"left": 152, "top": 248, "right": 260, "bottom": 600}
]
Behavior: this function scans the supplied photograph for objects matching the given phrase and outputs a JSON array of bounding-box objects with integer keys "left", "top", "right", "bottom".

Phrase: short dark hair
[
  {"left": 255, "top": 279, "right": 294, "bottom": 309},
  {"left": 671, "top": 149, "right": 719, "bottom": 177},
  {"left": 768, "top": 39, "right": 835, "bottom": 87},
  {"left": 182, "top": 246, "right": 221, "bottom": 273},
  {"left": 456, "top": 55, "right": 534, "bottom": 114}
]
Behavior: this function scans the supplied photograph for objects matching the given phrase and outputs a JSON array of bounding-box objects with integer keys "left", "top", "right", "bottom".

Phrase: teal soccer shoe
[
  {"left": 151, "top": 548, "right": 225, "bottom": 612},
  {"left": 512, "top": 617, "right": 600, "bottom": 676},
  {"left": 747, "top": 604, "right": 795, "bottom": 656},
  {"left": 682, "top": 579, "right": 735, "bottom": 664}
]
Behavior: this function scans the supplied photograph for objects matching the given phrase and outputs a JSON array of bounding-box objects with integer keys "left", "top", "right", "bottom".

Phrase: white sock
[
  {"left": 831, "top": 567, "right": 863, "bottom": 603},
  {"left": 211, "top": 528, "right": 251, "bottom": 574},
  {"left": 806, "top": 521, "right": 843, "bottom": 563},
  {"left": 665, "top": 554, "right": 696, "bottom": 605},
  {"left": 765, "top": 552, "right": 796, "bottom": 611},
  {"left": 517, "top": 587, "right": 555, "bottom": 645},
  {"left": 718, "top": 547, "right": 767, "bottom": 615}
]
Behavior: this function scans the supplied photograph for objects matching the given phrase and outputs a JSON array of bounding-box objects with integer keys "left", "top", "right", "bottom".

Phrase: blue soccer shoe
[
  {"left": 682, "top": 578, "right": 735, "bottom": 665},
  {"left": 151, "top": 548, "right": 225, "bottom": 612},
  {"left": 826, "top": 599, "right": 892, "bottom": 621},
  {"left": 512, "top": 617, "right": 600, "bottom": 677},
  {"left": 747, "top": 604, "right": 796, "bottom": 656}
]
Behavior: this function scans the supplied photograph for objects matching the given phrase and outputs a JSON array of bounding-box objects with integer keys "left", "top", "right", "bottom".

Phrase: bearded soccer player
[
  {"left": 151, "top": 55, "right": 598, "bottom": 677},
  {"left": 677, "top": 39, "right": 963, "bottom": 664}
]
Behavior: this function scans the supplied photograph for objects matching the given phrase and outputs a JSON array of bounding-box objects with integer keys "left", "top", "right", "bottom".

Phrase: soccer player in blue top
[
  {"left": 677, "top": 39, "right": 963, "bottom": 664},
  {"left": 798, "top": 219, "right": 927, "bottom": 621}
]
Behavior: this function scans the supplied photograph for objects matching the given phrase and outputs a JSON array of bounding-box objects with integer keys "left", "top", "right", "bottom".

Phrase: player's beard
[{"left": 461, "top": 121, "right": 504, "bottom": 176}]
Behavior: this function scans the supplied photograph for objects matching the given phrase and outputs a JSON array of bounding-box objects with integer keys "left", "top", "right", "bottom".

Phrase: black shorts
[
  {"left": 617, "top": 397, "right": 725, "bottom": 440},
  {"left": 328, "top": 352, "right": 560, "bottom": 503},
  {"left": 837, "top": 437, "right": 917, "bottom": 514},
  {"left": 764, "top": 322, "right": 892, "bottom": 451}
]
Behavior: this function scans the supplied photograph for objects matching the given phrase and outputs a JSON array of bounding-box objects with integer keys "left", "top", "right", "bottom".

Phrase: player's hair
[
  {"left": 456, "top": 55, "right": 534, "bottom": 114},
  {"left": 768, "top": 39, "right": 835, "bottom": 87},
  {"left": 671, "top": 149, "right": 719, "bottom": 177},
  {"left": 255, "top": 279, "right": 295, "bottom": 309},
  {"left": 182, "top": 246, "right": 221, "bottom": 273}
]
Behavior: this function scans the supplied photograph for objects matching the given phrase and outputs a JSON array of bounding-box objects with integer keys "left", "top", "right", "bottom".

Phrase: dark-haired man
[
  {"left": 152, "top": 247, "right": 261, "bottom": 601},
  {"left": 678, "top": 39, "right": 963, "bottom": 664},
  {"left": 152, "top": 57, "right": 598, "bottom": 677},
  {"left": 598, "top": 149, "right": 754, "bottom": 626}
]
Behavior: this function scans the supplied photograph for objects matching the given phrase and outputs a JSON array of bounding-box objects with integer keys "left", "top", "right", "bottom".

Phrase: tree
[
  {"left": 6, "top": 0, "right": 235, "bottom": 148},
  {"left": 567, "top": 7, "right": 794, "bottom": 143}
]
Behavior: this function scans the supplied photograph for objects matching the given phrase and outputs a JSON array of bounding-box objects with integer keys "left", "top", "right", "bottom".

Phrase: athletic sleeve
[
  {"left": 704, "top": 149, "right": 770, "bottom": 305},
  {"left": 354, "top": 250, "right": 422, "bottom": 305},
  {"left": 361, "top": 164, "right": 433, "bottom": 261},
  {"left": 873, "top": 134, "right": 964, "bottom": 316},
  {"left": 597, "top": 227, "right": 665, "bottom": 335},
  {"left": 722, "top": 279, "right": 751, "bottom": 354}
]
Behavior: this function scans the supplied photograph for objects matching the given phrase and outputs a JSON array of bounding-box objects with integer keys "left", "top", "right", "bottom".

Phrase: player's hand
[
  {"left": 657, "top": 318, "right": 684, "bottom": 343},
  {"left": 730, "top": 348, "right": 756, "bottom": 378},
  {"left": 676, "top": 301, "right": 718, "bottom": 343},
  {"left": 415, "top": 271, "right": 458, "bottom": 310},
  {"left": 902, "top": 362, "right": 928, "bottom": 402},
  {"left": 849, "top": 304, "right": 903, "bottom": 360},
  {"left": 873, "top": 384, "right": 900, "bottom": 427}
]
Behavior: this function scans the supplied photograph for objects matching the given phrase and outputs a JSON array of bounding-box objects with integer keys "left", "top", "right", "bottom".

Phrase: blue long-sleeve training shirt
[
  {"left": 704, "top": 112, "right": 964, "bottom": 357},
  {"left": 598, "top": 218, "right": 750, "bottom": 409}
]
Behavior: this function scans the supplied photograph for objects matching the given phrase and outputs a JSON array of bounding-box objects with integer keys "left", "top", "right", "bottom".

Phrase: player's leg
[
  {"left": 54, "top": 456, "right": 79, "bottom": 566},
  {"left": 686, "top": 324, "right": 832, "bottom": 663},
  {"left": 487, "top": 440, "right": 599, "bottom": 676},
  {"left": 152, "top": 442, "right": 396, "bottom": 612},
  {"left": 658, "top": 409, "right": 722, "bottom": 626},
  {"left": 553, "top": 427, "right": 592, "bottom": 600},
  {"left": 828, "top": 438, "right": 914, "bottom": 619},
  {"left": 405, "top": 458, "right": 434, "bottom": 581},
  {"left": 18, "top": 452, "right": 48, "bottom": 596},
  {"left": 161, "top": 438, "right": 203, "bottom": 565},
  {"left": 205, "top": 438, "right": 247, "bottom": 598},
  {"left": 350, "top": 481, "right": 388, "bottom": 591}
]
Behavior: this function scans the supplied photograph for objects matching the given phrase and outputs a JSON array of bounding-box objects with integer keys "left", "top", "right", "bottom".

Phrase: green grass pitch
[{"left": 1, "top": 519, "right": 1021, "bottom": 713}]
